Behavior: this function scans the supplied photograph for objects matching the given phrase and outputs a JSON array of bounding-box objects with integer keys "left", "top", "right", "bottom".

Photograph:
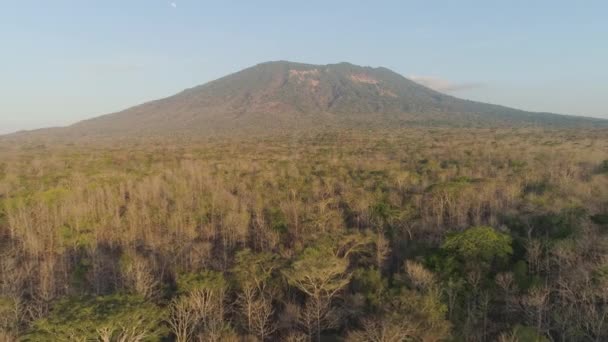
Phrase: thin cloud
[
  {"left": 170, "top": 2, "right": 177, "bottom": 8},
  {"left": 409, "top": 75, "right": 483, "bottom": 93}
]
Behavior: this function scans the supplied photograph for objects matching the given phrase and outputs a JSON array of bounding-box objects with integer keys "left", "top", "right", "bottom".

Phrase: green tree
[
  {"left": 232, "top": 249, "right": 280, "bottom": 340},
  {"left": 442, "top": 226, "right": 513, "bottom": 266},
  {"left": 440, "top": 225, "right": 513, "bottom": 287},
  {"left": 499, "top": 324, "right": 549, "bottom": 342},
  {"left": 351, "top": 267, "right": 388, "bottom": 311},
  {"left": 349, "top": 261, "right": 451, "bottom": 341},
  {"left": 0, "top": 296, "right": 20, "bottom": 339},
  {"left": 23, "top": 295, "right": 166, "bottom": 341},
  {"left": 169, "top": 271, "right": 231, "bottom": 341},
  {"left": 283, "top": 244, "right": 351, "bottom": 341},
  {"left": 439, "top": 226, "right": 513, "bottom": 340}
]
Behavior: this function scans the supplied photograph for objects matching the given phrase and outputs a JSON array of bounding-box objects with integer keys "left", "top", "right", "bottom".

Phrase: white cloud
[
  {"left": 409, "top": 75, "right": 483, "bottom": 93},
  {"left": 170, "top": 2, "right": 177, "bottom": 8}
]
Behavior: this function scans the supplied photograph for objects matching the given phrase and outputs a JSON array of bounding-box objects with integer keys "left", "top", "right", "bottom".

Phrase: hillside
[{"left": 9, "top": 61, "right": 608, "bottom": 138}]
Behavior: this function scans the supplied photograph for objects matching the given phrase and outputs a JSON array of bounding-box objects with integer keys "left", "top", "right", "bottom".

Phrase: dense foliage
[{"left": 0, "top": 128, "right": 607, "bottom": 341}]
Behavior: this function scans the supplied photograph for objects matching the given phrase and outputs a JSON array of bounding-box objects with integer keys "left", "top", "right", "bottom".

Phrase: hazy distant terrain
[{"left": 6, "top": 61, "right": 606, "bottom": 140}]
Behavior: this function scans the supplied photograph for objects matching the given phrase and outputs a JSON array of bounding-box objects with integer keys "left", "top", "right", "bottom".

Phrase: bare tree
[
  {"left": 250, "top": 296, "right": 277, "bottom": 341},
  {"left": 168, "top": 287, "right": 226, "bottom": 342},
  {"left": 347, "top": 316, "right": 419, "bottom": 342},
  {"left": 521, "top": 286, "right": 551, "bottom": 334}
]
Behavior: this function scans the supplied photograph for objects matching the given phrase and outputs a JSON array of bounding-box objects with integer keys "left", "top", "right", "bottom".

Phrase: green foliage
[
  {"left": 381, "top": 285, "right": 451, "bottom": 340},
  {"left": 265, "top": 206, "right": 288, "bottom": 234},
  {"left": 71, "top": 256, "right": 92, "bottom": 291},
  {"left": 417, "top": 159, "right": 441, "bottom": 175},
  {"left": 351, "top": 268, "right": 388, "bottom": 310},
  {"left": 23, "top": 295, "right": 166, "bottom": 341},
  {"left": 427, "top": 177, "right": 473, "bottom": 194},
  {"left": 442, "top": 226, "right": 512, "bottom": 265},
  {"left": 0, "top": 203, "right": 6, "bottom": 229},
  {"left": 232, "top": 248, "right": 281, "bottom": 292},
  {"left": 512, "top": 260, "right": 541, "bottom": 290},
  {"left": 508, "top": 159, "right": 528, "bottom": 172},
  {"left": 118, "top": 253, "right": 135, "bottom": 274},
  {"left": 370, "top": 198, "right": 402, "bottom": 231},
  {"left": 531, "top": 207, "right": 586, "bottom": 240},
  {"left": 58, "top": 225, "right": 94, "bottom": 250},
  {"left": 0, "top": 296, "right": 18, "bottom": 332},
  {"left": 591, "top": 213, "right": 608, "bottom": 226},
  {"left": 598, "top": 160, "right": 608, "bottom": 174},
  {"left": 36, "top": 187, "right": 69, "bottom": 205},
  {"left": 177, "top": 270, "right": 227, "bottom": 295},
  {"left": 283, "top": 244, "right": 350, "bottom": 298},
  {"left": 370, "top": 199, "right": 394, "bottom": 223},
  {"left": 524, "top": 180, "right": 553, "bottom": 195},
  {"left": 0, "top": 163, "right": 6, "bottom": 184},
  {"left": 507, "top": 325, "right": 550, "bottom": 342}
]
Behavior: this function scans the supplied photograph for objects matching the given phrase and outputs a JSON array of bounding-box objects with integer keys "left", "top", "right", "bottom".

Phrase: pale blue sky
[{"left": 1, "top": 1, "right": 607, "bottom": 133}]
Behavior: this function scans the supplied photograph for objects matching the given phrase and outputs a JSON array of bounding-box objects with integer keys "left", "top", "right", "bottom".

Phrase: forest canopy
[{"left": 0, "top": 127, "right": 607, "bottom": 341}]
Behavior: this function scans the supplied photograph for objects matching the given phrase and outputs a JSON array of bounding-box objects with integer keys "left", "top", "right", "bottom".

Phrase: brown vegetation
[{"left": 1, "top": 127, "right": 607, "bottom": 340}]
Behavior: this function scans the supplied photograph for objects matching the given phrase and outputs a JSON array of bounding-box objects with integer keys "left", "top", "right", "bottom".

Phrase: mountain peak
[{"left": 22, "top": 61, "right": 607, "bottom": 138}]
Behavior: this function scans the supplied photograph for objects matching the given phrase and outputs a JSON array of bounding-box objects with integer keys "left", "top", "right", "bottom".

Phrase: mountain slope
[{"left": 15, "top": 61, "right": 608, "bottom": 137}]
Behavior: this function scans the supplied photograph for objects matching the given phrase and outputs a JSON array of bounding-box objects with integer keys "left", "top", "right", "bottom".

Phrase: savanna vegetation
[{"left": 1, "top": 127, "right": 607, "bottom": 341}]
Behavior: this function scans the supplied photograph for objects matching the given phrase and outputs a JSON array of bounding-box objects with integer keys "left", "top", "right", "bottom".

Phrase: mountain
[{"left": 9, "top": 61, "right": 608, "bottom": 138}]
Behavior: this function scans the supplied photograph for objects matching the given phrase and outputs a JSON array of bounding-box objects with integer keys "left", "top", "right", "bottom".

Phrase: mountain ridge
[{"left": 6, "top": 61, "right": 608, "bottom": 138}]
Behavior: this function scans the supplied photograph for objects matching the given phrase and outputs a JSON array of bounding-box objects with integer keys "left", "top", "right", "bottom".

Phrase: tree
[
  {"left": 349, "top": 261, "right": 451, "bottom": 342},
  {"left": 169, "top": 271, "right": 230, "bottom": 342},
  {"left": 168, "top": 293, "right": 201, "bottom": 342},
  {"left": 283, "top": 245, "right": 351, "bottom": 341},
  {"left": 521, "top": 286, "right": 551, "bottom": 337},
  {"left": 346, "top": 316, "right": 418, "bottom": 342},
  {"left": 250, "top": 295, "right": 277, "bottom": 341},
  {"left": 402, "top": 261, "right": 452, "bottom": 341},
  {"left": 119, "top": 251, "right": 160, "bottom": 300},
  {"left": 351, "top": 267, "right": 388, "bottom": 311},
  {"left": 440, "top": 226, "right": 512, "bottom": 340},
  {"left": 498, "top": 324, "right": 549, "bottom": 342},
  {"left": 168, "top": 287, "right": 226, "bottom": 342},
  {"left": 23, "top": 295, "right": 166, "bottom": 341},
  {"left": 442, "top": 226, "right": 513, "bottom": 267},
  {"left": 0, "top": 296, "right": 21, "bottom": 339},
  {"left": 232, "top": 249, "right": 280, "bottom": 340}
]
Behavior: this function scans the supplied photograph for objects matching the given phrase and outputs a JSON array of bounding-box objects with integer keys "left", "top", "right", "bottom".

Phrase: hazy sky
[{"left": 1, "top": 1, "right": 607, "bottom": 134}]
